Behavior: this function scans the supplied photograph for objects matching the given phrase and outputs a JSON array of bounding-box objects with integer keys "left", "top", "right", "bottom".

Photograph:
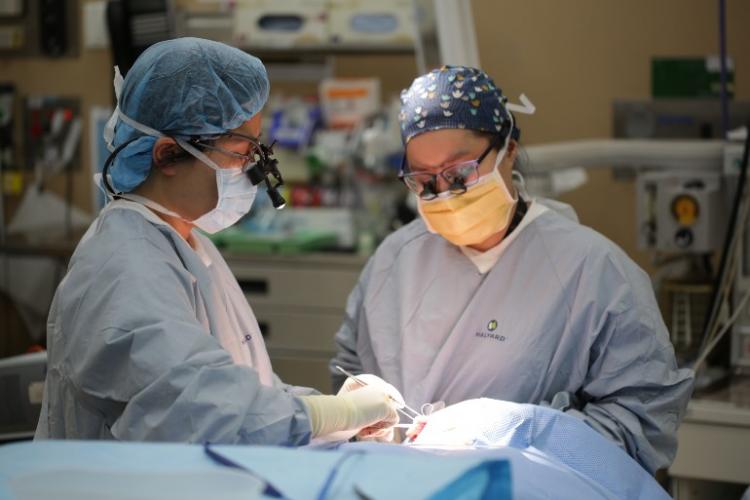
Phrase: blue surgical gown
[
  {"left": 35, "top": 201, "right": 314, "bottom": 444},
  {"left": 330, "top": 201, "right": 694, "bottom": 473}
]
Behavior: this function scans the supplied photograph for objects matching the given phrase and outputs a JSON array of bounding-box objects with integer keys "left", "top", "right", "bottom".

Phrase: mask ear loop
[
  {"left": 490, "top": 115, "right": 514, "bottom": 174},
  {"left": 484, "top": 115, "right": 520, "bottom": 207}
]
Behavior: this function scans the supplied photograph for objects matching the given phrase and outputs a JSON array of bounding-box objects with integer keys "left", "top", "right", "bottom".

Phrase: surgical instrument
[{"left": 334, "top": 365, "right": 422, "bottom": 420}]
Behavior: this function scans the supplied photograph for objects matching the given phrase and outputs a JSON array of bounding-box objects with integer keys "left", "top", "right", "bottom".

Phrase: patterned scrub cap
[{"left": 399, "top": 65, "right": 518, "bottom": 145}]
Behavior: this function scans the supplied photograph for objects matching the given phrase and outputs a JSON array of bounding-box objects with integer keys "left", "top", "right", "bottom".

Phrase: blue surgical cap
[
  {"left": 108, "top": 37, "right": 270, "bottom": 192},
  {"left": 399, "top": 66, "right": 516, "bottom": 145}
]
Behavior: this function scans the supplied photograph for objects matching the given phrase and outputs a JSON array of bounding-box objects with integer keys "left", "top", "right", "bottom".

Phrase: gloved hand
[
  {"left": 299, "top": 386, "right": 398, "bottom": 441},
  {"left": 337, "top": 374, "right": 405, "bottom": 404},
  {"left": 337, "top": 374, "right": 406, "bottom": 442}
]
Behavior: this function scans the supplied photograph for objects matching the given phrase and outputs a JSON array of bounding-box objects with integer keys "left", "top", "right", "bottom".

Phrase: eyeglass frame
[
  {"left": 185, "top": 132, "right": 264, "bottom": 172},
  {"left": 399, "top": 133, "right": 504, "bottom": 200},
  {"left": 100, "top": 131, "right": 284, "bottom": 206},
  {"left": 183, "top": 131, "right": 287, "bottom": 209}
]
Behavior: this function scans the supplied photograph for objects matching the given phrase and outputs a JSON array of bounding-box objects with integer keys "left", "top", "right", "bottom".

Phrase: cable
[
  {"left": 703, "top": 187, "right": 750, "bottom": 356},
  {"left": 700, "top": 196, "right": 747, "bottom": 356},
  {"left": 694, "top": 288, "right": 750, "bottom": 370},
  {"left": 0, "top": 153, "right": 8, "bottom": 354},
  {"left": 704, "top": 179, "right": 750, "bottom": 357},
  {"left": 718, "top": 0, "right": 730, "bottom": 137},
  {"left": 697, "top": 121, "right": 750, "bottom": 356}
]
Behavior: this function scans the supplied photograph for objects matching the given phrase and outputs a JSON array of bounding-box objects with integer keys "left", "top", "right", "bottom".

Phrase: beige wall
[
  {"left": 472, "top": 0, "right": 750, "bottom": 270},
  {"left": 1, "top": 0, "right": 748, "bottom": 269}
]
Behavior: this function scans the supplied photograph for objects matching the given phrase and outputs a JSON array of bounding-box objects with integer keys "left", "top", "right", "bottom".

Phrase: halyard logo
[{"left": 476, "top": 319, "right": 505, "bottom": 342}]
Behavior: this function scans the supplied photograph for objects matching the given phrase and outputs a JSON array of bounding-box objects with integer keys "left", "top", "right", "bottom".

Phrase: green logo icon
[{"left": 487, "top": 320, "right": 498, "bottom": 331}]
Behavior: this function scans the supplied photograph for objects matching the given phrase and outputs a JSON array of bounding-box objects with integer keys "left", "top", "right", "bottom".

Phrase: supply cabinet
[{"left": 224, "top": 252, "right": 367, "bottom": 393}]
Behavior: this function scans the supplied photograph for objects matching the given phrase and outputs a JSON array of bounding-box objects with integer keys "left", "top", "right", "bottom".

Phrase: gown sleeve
[
  {"left": 65, "top": 238, "right": 313, "bottom": 445},
  {"left": 545, "top": 251, "right": 694, "bottom": 474}
]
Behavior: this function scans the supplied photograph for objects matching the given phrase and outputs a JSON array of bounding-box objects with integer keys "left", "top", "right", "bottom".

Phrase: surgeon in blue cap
[
  {"left": 35, "top": 38, "right": 400, "bottom": 444},
  {"left": 331, "top": 66, "right": 694, "bottom": 473}
]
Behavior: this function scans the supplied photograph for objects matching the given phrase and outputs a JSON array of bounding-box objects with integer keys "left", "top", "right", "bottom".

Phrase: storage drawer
[
  {"left": 236, "top": 266, "right": 360, "bottom": 310},
  {"left": 671, "top": 419, "right": 750, "bottom": 484},
  {"left": 254, "top": 306, "right": 343, "bottom": 352}
]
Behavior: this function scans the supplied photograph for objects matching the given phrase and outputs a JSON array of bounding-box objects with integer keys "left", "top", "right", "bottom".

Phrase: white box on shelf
[
  {"left": 232, "top": 0, "right": 328, "bottom": 49},
  {"left": 327, "top": 0, "right": 414, "bottom": 47},
  {"left": 319, "top": 78, "right": 380, "bottom": 129}
]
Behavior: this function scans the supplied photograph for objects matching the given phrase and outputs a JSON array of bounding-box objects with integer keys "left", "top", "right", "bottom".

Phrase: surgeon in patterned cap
[
  {"left": 330, "top": 64, "right": 694, "bottom": 474},
  {"left": 397, "top": 65, "right": 524, "bottom": 249}
]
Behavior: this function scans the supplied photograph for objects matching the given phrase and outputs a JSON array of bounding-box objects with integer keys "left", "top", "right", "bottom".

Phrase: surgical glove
[
  {"left": 337, "top": 374, "right": 405, "bottom": 408},
  {"left": 356, "top": 416, "right": 398, "bottom": 442},
  {"left": 299, "top": 386, "right": 398, "bottom": 440},
  {"left": 337, "top": 374, "right": 406, "bottom": 442}
]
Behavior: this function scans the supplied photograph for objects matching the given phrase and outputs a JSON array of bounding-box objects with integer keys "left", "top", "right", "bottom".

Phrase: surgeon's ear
[
  {"left": 497, "top": 139, "right": 519, "bottom": 176},
  {"left": 506, "top": 139, "right": 518, "bottom": 162},
  {"left": 152, "top": 138, "right": 186, "bottom": 175}
]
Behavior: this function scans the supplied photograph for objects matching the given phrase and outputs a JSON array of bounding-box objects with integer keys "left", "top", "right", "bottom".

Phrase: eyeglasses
[
  {"left": 187, "top": 132, "right": 287, "bottom": 209},
  {"left": 400, "top": 135, "right": 502, "bottom": 200},
  {"left": 101, "top": 132, "right": 287, "bottom": 209},
  {"left": 187, "top": 132, "right": 263, "bottom": 172}
]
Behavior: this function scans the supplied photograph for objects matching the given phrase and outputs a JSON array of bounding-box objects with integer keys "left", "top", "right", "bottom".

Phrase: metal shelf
[
  {"left": 235, "top": 43, "right": 415, "bottom": 65},
  {"left": 238, "top": 43, "right": 415, "bottom": 56},
  {"left": 175, "top": 12, "right": 415, "bottom": 61}
]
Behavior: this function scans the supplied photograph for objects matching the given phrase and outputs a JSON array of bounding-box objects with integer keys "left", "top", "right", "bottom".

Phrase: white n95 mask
[
  {"left": 119, "top": 169, "right": 257, "bottom": 235},
  {"left": 190, "top": 166, "right": 257, "bottom": 234},
  {"left": 176, "top": 138, "right": 258, "bottom": 234}
]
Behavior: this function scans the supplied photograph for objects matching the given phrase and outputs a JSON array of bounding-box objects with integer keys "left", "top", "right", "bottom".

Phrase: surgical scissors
[{"left": 334, "top": 365, "right": 422, "bottom": 421}]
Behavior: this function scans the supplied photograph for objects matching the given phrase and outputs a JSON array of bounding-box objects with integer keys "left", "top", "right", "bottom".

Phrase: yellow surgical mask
[{"left": 417, "top": 161, "right": 517, "bottom": 247}]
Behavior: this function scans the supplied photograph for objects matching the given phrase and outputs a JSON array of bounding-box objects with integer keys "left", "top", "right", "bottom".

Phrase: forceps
[{"left": 334, "top": 365, "right": 422, "bottom": 421}]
